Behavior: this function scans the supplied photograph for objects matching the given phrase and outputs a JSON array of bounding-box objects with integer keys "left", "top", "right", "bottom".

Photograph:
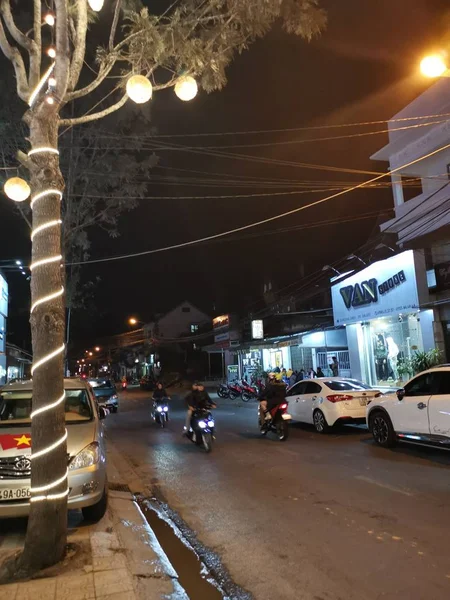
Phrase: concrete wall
[{"left": 156, "top": 302, "right": 210, "bottom": 339}]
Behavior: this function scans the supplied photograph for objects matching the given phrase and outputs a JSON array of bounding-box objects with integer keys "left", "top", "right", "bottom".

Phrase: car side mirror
[
  {"left": 99, "top": 406, "right": 108, "bottom": 419},
  {"left": 397, "top": 389, "right": 405, "bottom": 401}
]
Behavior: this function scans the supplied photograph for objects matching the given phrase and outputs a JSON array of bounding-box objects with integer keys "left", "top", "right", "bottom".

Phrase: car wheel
[
  {"left": 369, "top": 411, "right": 397, "bottom": 448},
  {"left": 313, "top": 409, "right": 330, "bottom": 434},
  {"left": 82, "top": 485, "right": 108, "bottom": 523},
  {"left": 112, "top": 406, "right": 118, "bottom": 413}
]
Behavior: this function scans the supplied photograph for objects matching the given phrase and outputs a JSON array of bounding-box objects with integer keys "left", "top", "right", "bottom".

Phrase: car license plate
[
  {"left": 281, "top": 413, "right": 292, "bottom": 420},
  {"left": 359, "top": 398, "right": 369, "bottom": 406},
  {"left": 1, "top": 488, "right": 31, "bottom": 501}
]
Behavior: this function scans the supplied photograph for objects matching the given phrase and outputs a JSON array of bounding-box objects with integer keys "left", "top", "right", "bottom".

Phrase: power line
[{"left": 67, "top": 138, "right": 450, "bottom": 267}]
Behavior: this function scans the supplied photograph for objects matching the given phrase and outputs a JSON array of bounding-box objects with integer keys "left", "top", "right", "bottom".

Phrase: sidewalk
[{"left": 0, "top": 444, "right": 184, "bottom": 600}]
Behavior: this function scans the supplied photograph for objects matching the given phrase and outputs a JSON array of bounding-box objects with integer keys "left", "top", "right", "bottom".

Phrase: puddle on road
[{"left": 138, "top": 498, "right": 223, "bottom": 600}]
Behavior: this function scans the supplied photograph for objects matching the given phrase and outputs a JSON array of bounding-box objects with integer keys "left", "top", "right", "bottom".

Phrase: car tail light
[
  {"left": 280, "top": 403, "right": 288, "bottom": 409},
  {"left": 326, "top": 394, "right": 353, "bottom": 403}
]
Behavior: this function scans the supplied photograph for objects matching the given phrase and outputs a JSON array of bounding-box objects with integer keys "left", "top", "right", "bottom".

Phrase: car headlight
[
  {"left": 109, "top": 394, "right": 118, "bottom": 401},
  {"left": 198, "top": 421, "right": 207, "bottom": 429},
  {"left": 157, "top": 406, "right": 163, "bottom": 412},
  {"left": 69, "top": 442, "right": 100, "bottom": 471}
]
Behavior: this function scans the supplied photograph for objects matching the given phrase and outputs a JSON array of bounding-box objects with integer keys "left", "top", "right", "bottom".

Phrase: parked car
[
  {"left": 0, "top": 378, "right": 108, "bottom": 521},
  {"left": 88, "top": 378, "right": 119, "bottom": 413},
  {"left": 367, "top": 367, "right": 450, "bottom": 449},
  {"left": 286, "top": 377, "right": 382, "bottom": 433}
]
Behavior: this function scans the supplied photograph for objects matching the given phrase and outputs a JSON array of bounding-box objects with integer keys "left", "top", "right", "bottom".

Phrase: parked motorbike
[
  {"left": 217, "top": 383, "right": 230, "bottom": 398},
  {"left": 186, "top": 408, "right": 215, "bottom": 452},
  {"left": 258, "top": 401, "right": 291, "bottom": 441},
  {"left": 241, "top": 381, "right": 258, "bottom": 402},
  {"left": 152, "top": 398, "right": 169, "bottom": 428},
  {"left": 227, "top": 381, "right": 243, "bottom": 399}
]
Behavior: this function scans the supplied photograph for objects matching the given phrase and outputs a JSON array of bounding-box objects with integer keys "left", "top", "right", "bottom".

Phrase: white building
[
  {"left": 145, "top": 301, "right": 210, "bottom": 340},
  {"left": 371, "top": 77, "right": 450, "bottom": 360}
]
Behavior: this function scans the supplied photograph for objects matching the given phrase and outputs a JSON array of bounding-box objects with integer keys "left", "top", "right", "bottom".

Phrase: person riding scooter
[
  {"left": 258, "top": 374, "right": 286, "bottom": 428},
  {"left": 183, "top": 382, "right": 216, "bottom": 434},
  {"left": 152, "top": 381, "right": 169, "bottom": 401}
]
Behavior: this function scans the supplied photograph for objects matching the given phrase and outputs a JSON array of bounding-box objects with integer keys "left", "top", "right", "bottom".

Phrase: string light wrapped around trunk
[{"left": 28, "top": 145, "right": 68, "bottom": 503}]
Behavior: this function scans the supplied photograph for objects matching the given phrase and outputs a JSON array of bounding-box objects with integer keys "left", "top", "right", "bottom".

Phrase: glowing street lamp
[
  {"left": 126, "top": 75, "right": 153, "bottom": 104},
  {"left": 174, "top": 76, "right": 198, "bottom": 101},
  {"left": 420, "top": 54, "right": 448, "bottom": 78},
  {"left": 128, "top": 317, "right": 138, "bottom": 326},
  {"left": 94, "top": 346, "right": 100, "bottom": 352},
  {"left": 4, "top": 177, "right": 31, "bottom": 202}
]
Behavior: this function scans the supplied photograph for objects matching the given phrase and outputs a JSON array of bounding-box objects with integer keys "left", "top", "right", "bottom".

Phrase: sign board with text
[
  {"left": 251, "top": 320, "right": 264, "bottom": 339},
  {"left": 331, "top": 250, "right": 420, "bottom": 326}
]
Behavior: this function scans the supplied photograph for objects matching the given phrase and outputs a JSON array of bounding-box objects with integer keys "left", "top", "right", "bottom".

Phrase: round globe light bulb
[
  {"left": 88, "top": 0, "right": 104, "bottom": 11},
  {"left": 174, "top": 76, "right": 198, "bottom": 101},
  {"left": 4, "top": 177, "right": 31, "bottom": 202},
  {"left": 44, "top": 14, "right": 55, "bottom": 26},
  {"left": 420, "top": 54, "right": 447, "bottom": 78},
  {"left": 126, "top": 75, "right": 153, "bottom": 104},
  {"left": 47, "top": 47, "right": 56, "bottom": 58}
]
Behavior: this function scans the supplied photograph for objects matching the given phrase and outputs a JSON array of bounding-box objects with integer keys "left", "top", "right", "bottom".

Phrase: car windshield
[
  {"left": 89, "top": 379, "right": 113, "bottom": 389},
  {"left": 325, "top": 380, "right": 373, "bottom": 391},
  {"left": 0, "top": 389, "right": 93, "bottom": 425}
]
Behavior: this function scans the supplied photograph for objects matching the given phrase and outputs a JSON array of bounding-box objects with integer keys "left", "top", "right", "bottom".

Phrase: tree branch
[
  {"left": 0, "top": 0, "right": 33, "bottom": 51},
  {"left": 0, "top": 17, "right": 29, "bottom": 101},
  {"left": 68, "top": 0, "right": 88, "bottom": 92},
  {"left": 55, "top": 0, "right": 71, "bottom": 101},
  {"left": 59, "top": 93, "right": 129, "bottom": 126},
  {"left": 30, "top": 0, "right": 42, "bottom": 88},
  {"left": 65, "top": 57, "right": 116, "bottom": 102},
  {"left": 109, "top": 0, "right": 122, "bottom": 51}
]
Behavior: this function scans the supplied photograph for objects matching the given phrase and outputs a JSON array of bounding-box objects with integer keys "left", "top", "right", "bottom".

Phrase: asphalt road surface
[{"left": 107, "top": 388, "right": 450, "bottom": 600}]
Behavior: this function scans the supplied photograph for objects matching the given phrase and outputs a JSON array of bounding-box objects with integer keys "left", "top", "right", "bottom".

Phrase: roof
[{"left": 1, "top": 378, "right": 90, "bottom": 392}]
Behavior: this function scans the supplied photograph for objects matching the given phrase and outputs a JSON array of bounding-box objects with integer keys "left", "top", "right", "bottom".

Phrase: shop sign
[
  {"left": 213, "top": 314, "right": 229, "bottom": 329},
  {"left": 214, "top": 332, "right": 230, "bottom": 343},
  {"left": 331, "top": 250, "right": 420, "bottom": 326},
  {"left": 0, "top": 274, "right": 7, "bottom": 318},
  {"left": 435, "top": 261, "right": 450, "bottom": 291},
  {"left": 251, "top": 319, "right": 264, "bottom": 339}
]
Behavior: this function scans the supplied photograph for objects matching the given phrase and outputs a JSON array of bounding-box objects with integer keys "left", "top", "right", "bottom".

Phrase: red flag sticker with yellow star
[{"left": 0, "top": 434, "right": 31, "bottom": 451}]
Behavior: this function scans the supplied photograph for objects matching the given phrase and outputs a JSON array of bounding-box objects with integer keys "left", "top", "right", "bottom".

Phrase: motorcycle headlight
[
  {"left": 163, "top": 406, "right": 169, "bottom": 412},
  {"left": 69, "top": 442, "right": 100, "bottom": 471},
  {"left": 198, "top": 421, "right": 207, "bottom": 429},
  {"left": 157, "top": 406, "right": 163, "bottom": 412},
  {"left": 208, "top": 420, "right": 215, "bottom": 427}
]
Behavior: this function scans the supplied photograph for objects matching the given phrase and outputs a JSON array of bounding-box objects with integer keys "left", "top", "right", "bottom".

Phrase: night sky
[{"left": 1, "top": 0, "right": 450, "bottom": 353}]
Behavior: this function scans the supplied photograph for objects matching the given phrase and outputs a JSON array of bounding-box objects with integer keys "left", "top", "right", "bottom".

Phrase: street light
[
  {"left": 128, "top": 317, "right": 142, "bottom": 326},
  {"left": 88, "top": 351, "right": 93, "bottom": 357},
  {"left": 347, "top": 254, "right": 367, "bottom": 266},
  {"left": 94, "top": 346, "right": 100, "bottom": 352},
  {"left": 420, "top": 54, "right": 449, "bottom": 78}
]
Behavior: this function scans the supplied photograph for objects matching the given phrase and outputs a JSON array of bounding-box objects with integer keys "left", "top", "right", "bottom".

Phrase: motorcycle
[
  {"left": 186, "top": 408, "right": 215, "bottom": 453},
  {"left": 152, "top": 398, "right": 169, "bottom": 428},
  {"left": 241, "top": 380, "right": 258, "bottom": 402},
  {"left": 258, "top": 400, "right": 291, "bottom": 441},
  {"left": 227, "top": 381, "right": 243, "bottom": 399},
  {"left": 217, "top": 383, "right": 230, "bottom": 398},
  {"left": 121, "top": 381, "right": 127, "bottom": 390}
]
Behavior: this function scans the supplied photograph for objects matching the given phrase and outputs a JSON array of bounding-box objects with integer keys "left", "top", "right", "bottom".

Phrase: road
[{"left": 104, "top": 388, "right": 450, "bottom": 600}]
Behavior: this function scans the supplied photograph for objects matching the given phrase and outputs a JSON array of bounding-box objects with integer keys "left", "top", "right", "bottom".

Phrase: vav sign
[{"left": 331, "top": 251, "right": 421, "bottom": 326}]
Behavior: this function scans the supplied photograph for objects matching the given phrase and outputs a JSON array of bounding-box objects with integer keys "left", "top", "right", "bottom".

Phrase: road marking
[{"left": 355, "top": 475, "right": 413, "bottom": 496}]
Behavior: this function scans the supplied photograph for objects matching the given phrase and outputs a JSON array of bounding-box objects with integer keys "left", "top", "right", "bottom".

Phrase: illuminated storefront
[
  {"left": 0, "top": 273, "right": 8, "bottom": 385},
  {"left": 331, "top": 250, "right": 434, "bottom": 387}
]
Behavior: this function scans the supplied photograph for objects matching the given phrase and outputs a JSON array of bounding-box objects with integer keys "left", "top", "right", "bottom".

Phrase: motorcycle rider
[
  {"left": 258, "top": 373, "right": 287, "bottom": 428},
  {"left": 152, "top": 381, "right": 169, "bottom": 401},
  {"left": 184, "top": 382, "right": 216, "bottom": 433}
]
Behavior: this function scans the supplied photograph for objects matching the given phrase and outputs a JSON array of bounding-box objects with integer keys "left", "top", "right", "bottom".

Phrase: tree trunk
[{"left": 18, "top": 104, "right": 68, "bottom": 574}]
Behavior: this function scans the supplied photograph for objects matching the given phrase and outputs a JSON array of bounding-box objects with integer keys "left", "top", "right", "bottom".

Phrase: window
[
  {"left": 305, "top": 382, "right": 322, "bottom": 395},
  {"left": 287, "top": 382, "right": 307, "bottom": 396},
  {"left": 0, "top": 389, "right": 93, "bottom": 424},
  {"left": 404, "top": 373, "right": 438, "bottom": 397},
  {"left": 325, "top": 380, "right": 372, "bottom": 391},
  {"left": 190, "top": 324, "right": 199, "bottom": 333},
  {"left": 182, "top": 306, "right": 191, "bottom": 313},
  {"left": 436, "top": 371, "right": 450, "bottom": 395}
]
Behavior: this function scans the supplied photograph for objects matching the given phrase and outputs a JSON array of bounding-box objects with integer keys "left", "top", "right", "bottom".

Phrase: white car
[
  {"left": 286, "top": 377, "right": 382, "bottom": 433},
  {"left": 367, "top": 367, "right": 450, "bottom": 449}
]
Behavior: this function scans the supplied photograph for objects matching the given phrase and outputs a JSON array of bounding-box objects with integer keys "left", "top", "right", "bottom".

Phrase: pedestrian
[
  {"left": 289, "top": 370, "right": 297, "bottom": 387},
  {"left": 316, "top": 367, "right": 325, "bottom": 378},
  {"left": 329, "top": 356, "right": 339, "bottom": 377},
  {"left": 296, "top": 369, "right": 305, "bottom": 382},
  {"left": 286, "top": 367, "right": 293, "bottom": 379},
  {"left": 308, "top": 367, "right": 317, "bottom": 378},
  {"left": 280, "top": 367, "right": 287, "bottom": 383}
]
